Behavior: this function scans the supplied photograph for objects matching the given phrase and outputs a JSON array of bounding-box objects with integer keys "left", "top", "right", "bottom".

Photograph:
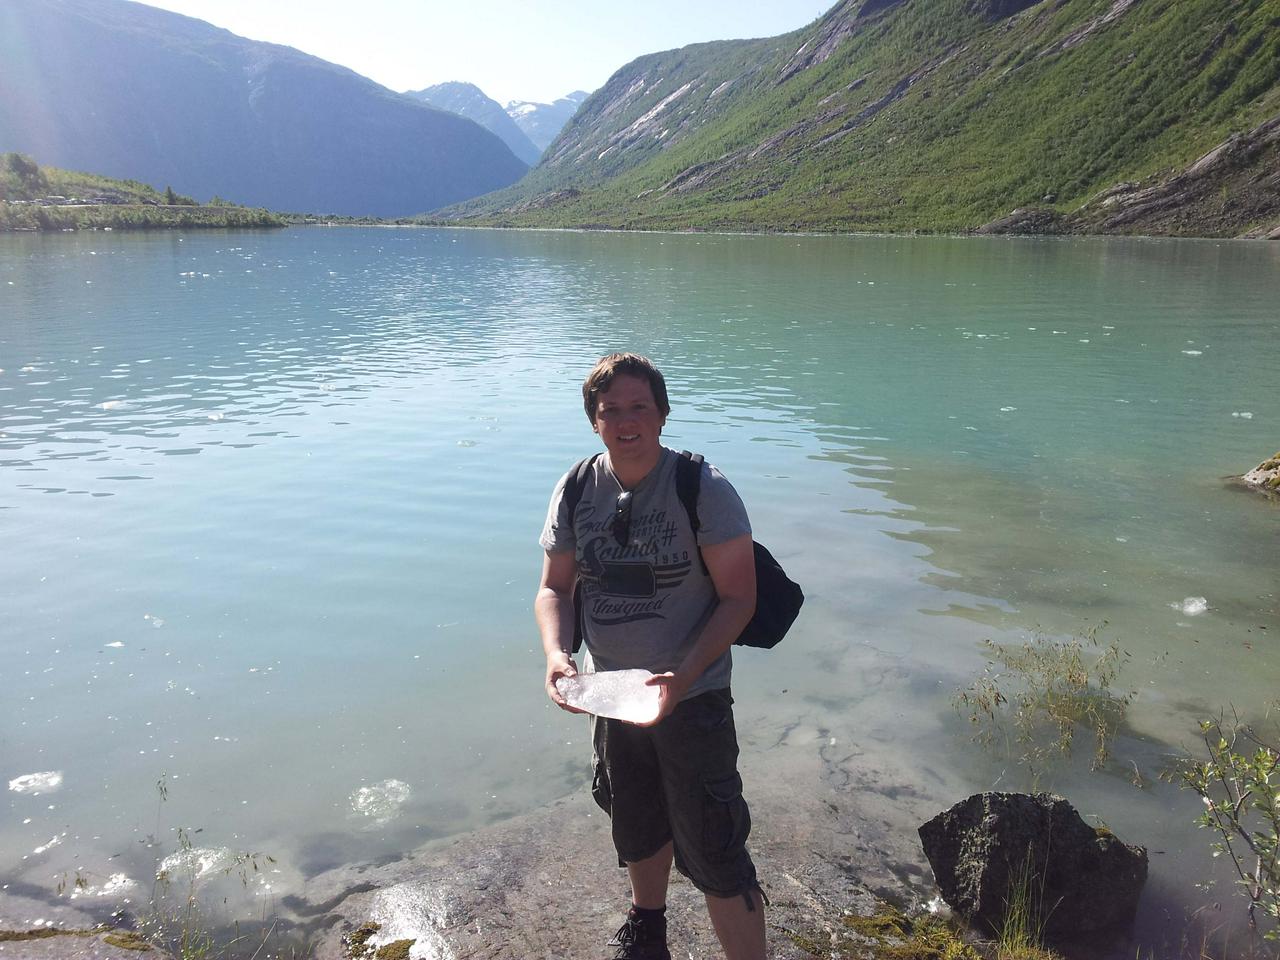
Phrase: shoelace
[{"left": 610, "top": 917, "right": 639, "bottom": 946}]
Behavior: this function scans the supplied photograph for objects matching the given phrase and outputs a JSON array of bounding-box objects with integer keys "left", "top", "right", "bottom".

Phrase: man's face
[{"left": 593, "top": 373, "right": 665, "bottom": 466}]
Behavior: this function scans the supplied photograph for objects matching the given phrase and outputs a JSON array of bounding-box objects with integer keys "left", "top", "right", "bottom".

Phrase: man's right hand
[{"left": 545, "top": 650, "right": 586, "bottom": 713}]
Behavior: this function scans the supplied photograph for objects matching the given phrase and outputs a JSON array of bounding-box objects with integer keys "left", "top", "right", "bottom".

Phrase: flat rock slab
[
  {"left": 1, "top": 893, "right": 166, "bottom": 960},
  {"left": 303, "top": 738, "right": 938, "bottom": 960},
  {"left": 0, "top": 929, "right": 163, "bottom": 960}
]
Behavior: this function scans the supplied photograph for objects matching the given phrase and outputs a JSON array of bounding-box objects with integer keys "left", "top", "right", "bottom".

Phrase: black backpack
[{"left": 562, "top": 450, "right": 803, "bottom": 653}]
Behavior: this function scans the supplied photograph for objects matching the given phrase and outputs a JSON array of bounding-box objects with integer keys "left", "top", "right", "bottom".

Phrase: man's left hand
[{"left": 635, "top": 671, "right": 690, "bottom": 726}]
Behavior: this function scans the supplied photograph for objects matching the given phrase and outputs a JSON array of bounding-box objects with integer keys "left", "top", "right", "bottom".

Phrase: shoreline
[{"left": 299, "top": 734, "right": 938, "bottom": 960}]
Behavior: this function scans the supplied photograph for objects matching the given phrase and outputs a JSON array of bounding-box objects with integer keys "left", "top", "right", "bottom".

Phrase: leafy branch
[{"left": 1174, "top": 713, "right": 1280, "bottom": 940}]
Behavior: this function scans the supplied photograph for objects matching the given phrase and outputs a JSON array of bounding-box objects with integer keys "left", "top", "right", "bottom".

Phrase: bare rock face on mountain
[
  {"left": 1074, "top": 113, "right": 1280, "bottom": 237},
  {"left": 919, "top": 793, "right": 1148, "bottom": 940},
  {"left": 976, "top": 207, "right": 1066, "bottom": 234},
  {"left": 966, "top": 0, "right": 1042, "bottom": 20}
]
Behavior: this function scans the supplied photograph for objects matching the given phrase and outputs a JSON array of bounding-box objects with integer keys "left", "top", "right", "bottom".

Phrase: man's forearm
[
  {"left": 536, "top": 588, "right": 574, "bottom": 660},
  {"left": 675, "top": 594, "right": 755, "bottom": 688}
]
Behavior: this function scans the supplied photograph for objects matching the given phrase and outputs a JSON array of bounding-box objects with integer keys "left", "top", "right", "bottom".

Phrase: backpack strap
[
  {"left": 675, "top": 450, "right": 708, "bottom": 574},
  {"left": 562, "top": 453, "right": 600, "bottom": 520},
  {"left": 563, "top": 453, "right": 599, "bottom": 656}
]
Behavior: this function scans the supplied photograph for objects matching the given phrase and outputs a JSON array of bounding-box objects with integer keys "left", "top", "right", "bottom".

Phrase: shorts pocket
[
  {"left": 701, "top": 771, "right": 750, "bottom": 859},
  {"left": 591, "top": 761, "right": 612, "bottom": 816}
]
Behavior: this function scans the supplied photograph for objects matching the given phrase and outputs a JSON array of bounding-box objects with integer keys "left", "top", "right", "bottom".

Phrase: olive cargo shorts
[{"left": 590, "top": 688, "right": 758, "bottom": 898}]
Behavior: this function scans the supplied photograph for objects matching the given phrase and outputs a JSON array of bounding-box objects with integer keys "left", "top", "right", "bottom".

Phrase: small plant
[
  {"left": 1174, "top": 713, "right": 1280, "bottom": 941},
  {"left": 955, "top": 624, "right": 1135, "bottom": 781},
  {"left": 995, "top": 848, "right": 1056, "bottom": 960},
  {"left": 137, "top": 775, "right": 277, "bottom": 960}
]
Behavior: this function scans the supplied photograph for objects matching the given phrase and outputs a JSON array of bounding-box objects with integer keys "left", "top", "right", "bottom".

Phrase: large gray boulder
[{"left": 918, "top": 793, "right": 1147, "bottom": 940}]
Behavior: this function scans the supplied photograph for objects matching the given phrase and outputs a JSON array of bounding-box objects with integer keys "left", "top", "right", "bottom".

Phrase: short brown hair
[{"left": 582, "top": 353, "right": 670, "bottom": 424}]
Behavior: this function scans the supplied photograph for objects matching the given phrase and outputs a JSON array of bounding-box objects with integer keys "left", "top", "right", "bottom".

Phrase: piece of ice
[
  {"left": 556, "top": 669, "right": 661, "bottom": 724},
  {"left": 351, "top": 779, "right": 411, "bottom": 823},
  {"left": 105, "top": 641, "right": 124, "bottom": 648},
  {"left": 1171, "top": 597, "right": 1208, "bottom": 616},
  {"left": 71, "top": 872, "right": 137, "bottom": 899},
  {"left": 9, "top": 771, "right": 63, "bottom": 794},
  {"left": 32, "top": 834, "right": 63, "bottom": 855},
  {"left": 159, "top": 846, "right": 232, "bottom": 880},
  {"left": 1182, "top": 350, "right": 1202, "bottom": 356}
]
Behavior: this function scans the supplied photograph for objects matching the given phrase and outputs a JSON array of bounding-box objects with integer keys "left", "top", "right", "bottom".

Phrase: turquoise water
[{"left": 1, "top": 228, "right": 1277, "bottom": 948}]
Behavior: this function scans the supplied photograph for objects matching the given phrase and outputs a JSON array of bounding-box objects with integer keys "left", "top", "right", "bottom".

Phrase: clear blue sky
[{"left": 138, "top": 0, "right": 836, "bottom": 105}]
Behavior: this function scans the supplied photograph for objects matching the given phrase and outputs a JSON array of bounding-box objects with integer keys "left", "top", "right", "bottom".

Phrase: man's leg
[
  {"left": 705, "top": 889, "right": 766, "bottom": 960},
  {"left": 627, "top": 840, "right": 674, "bottom": 909}
]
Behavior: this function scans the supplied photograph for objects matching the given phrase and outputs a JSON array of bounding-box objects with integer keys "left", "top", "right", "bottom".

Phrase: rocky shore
[
  {"left": 299, "top": 735, "right": 938, "bottom": 960},
  {"left": 1240, "top": 452, "right": 1280, "bottom": 496}
]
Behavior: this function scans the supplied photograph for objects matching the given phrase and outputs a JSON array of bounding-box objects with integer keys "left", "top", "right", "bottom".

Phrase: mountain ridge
[
  {"left": 442, "top": 0, "right": 1280, "bottom": 237},
  {"left": 0, "top": 0, "right": 528, "bottom": 217}
]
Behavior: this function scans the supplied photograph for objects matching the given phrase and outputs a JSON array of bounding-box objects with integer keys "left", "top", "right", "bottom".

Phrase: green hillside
[
  {"left": 0, "top": 153, "right": 284, "bottom": 230},
  {"left": 442, "top": 0, "right": 1280, "bottom": 236}
]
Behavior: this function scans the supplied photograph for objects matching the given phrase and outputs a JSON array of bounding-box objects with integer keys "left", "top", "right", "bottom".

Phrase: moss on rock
[
  {"left": 374, "top": 939, "right": 415, "bottom": 960},
  {"left": 343, "top": 922, "right": 381, "bottom": 960},
  {"left": 0, "top": 929, "right": 65, "bottom": 942},
  {"left": 786, "top": 902, "right": 993, "bottom": 960},
  {"left": 102, "top": 929, "right": 153, "bottom": 951}
]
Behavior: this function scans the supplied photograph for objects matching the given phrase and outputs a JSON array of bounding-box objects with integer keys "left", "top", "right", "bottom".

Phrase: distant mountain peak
[
  {"left": 404, "top": 82, "right": 540, "bottom": 167},
  {"left": 503, "top": 92, "right": 591, "bottom": 153}
]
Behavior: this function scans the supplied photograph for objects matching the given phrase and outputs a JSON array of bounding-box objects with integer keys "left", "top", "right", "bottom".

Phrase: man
[{"left": 536, "top": 353, "right": 766, "bottom": 960}]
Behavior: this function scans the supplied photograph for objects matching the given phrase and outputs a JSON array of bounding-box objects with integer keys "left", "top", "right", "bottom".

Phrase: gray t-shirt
[{"left": 540, "top": 447, "right": 752, "bottom": 699}]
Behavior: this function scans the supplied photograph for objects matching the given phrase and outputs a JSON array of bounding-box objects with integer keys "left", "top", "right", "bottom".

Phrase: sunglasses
[{"left": 612, "top": 490, "right": 633, "bottom": 546}]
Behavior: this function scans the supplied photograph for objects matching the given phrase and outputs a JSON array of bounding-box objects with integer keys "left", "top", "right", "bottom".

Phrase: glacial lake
[{"left": 2, "top": 227, "right": 1278, "bottom": 951}]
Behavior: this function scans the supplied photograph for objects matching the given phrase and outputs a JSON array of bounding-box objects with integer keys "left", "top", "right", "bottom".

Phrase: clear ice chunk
[
  {"left": 1171, "top": 596, "right": 1208, "bottom": 616},
  {"left": 8, "top": 771, "right": 63, "bottom": 794},
  {"left": 350, "top": 779, "right": 411, "bottom": 823},
  {"left": 556, "top": 669, "right": 661, "bottom": 723}
]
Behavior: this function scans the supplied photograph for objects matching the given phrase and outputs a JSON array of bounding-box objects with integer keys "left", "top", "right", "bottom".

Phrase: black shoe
[{"left": 606, "top": 909, "right": 671, "bottom": 960}]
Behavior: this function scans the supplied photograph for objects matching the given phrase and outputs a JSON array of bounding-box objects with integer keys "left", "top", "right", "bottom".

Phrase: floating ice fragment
[
  {"left": 351, "top": 779, "right": 411, "bottom": 823},
  {"left": 1182, "top": 350, "right": 1202, "bottom": 356},
  {"left": 144, "top": 614, "right": 165, "bottom": 628},
  {"left": 1171, "top": 597, "right": 1208, "bottom": 616},
  {"left": 9, "top": 771, "right": 63, "bottom": 794},
  {"left": 32, "top": 834, "right": 64, "bottom": 855},
  {"left": 71, "top": 873, "right": 137, "bottom": 899},
  {"left": 556, "top": 669, "right": 661, "bottom": 724},
  {"left": 1232, "top": 411, "right": 1254, "bottom": 419},
  {"left": 999, "top": 406, "right": 1017, "bottom": 412},
  {"left": 105, "top": 641, "right": 124, "bottom": 648},
  {"left": 159, "top": 846, "right": 232, "bottom": 880}
]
